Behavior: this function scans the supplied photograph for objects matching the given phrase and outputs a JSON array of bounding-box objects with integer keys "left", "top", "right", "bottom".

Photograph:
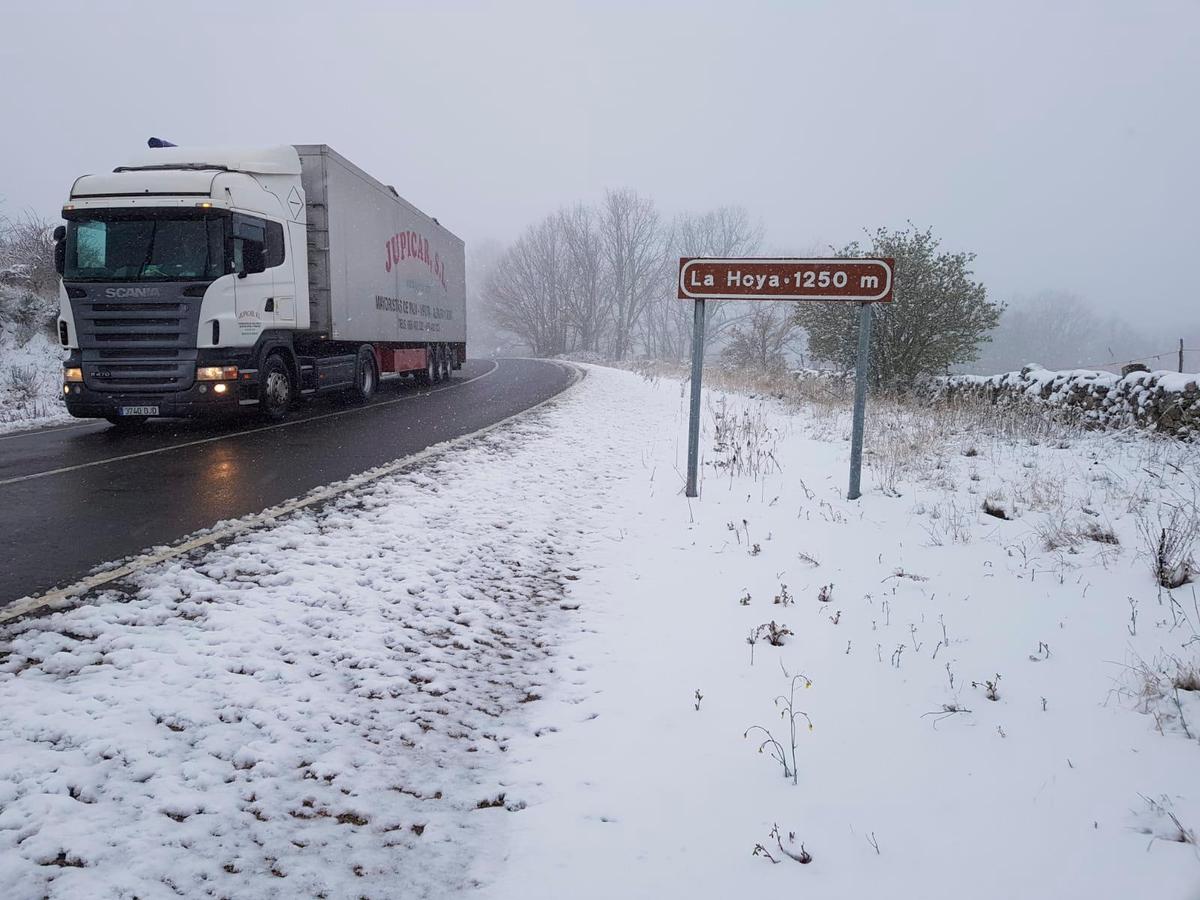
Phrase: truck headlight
[
  {"left": 197, "top": 365, "right": 239, "bottom": 381},
  {"left": 64, "top": 367, "right": 83, "bottom": 382}
]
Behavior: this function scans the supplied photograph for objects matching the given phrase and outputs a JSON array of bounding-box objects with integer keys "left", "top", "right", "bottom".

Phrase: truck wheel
[
  {"left": 418, "top": 345, "right": 437, "bottom": 386},
  {"left": 350, "top": 346, "right": 377, "bottom": 403},
  {"left": 439, "top": 345, "right": 452, "bottom": 382},
  {"left": 433, "top": 345, "right": 445, "bottom": 383},
  {"left": 260, "top": 354, "right": 293, "bottom": 421}
]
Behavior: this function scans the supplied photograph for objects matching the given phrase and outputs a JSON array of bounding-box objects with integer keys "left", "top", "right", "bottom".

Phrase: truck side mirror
[{"left": 53, "top": 225, "right": 66, "bottom": 275}]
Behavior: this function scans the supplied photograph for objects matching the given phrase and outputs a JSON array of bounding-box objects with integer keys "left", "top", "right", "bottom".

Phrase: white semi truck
[{"left": 53, "top": 143, "right": 467, "bottom": 425}]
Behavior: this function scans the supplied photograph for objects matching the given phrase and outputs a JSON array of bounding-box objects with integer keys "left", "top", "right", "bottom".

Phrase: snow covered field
[{"left": 2, "top": 364, "right": 1198, "bottom": 899}]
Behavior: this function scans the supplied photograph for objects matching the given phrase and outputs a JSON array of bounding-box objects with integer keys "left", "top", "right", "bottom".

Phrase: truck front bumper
[{"left": 63, "top": 375, "right": 259, "bottom": 419}]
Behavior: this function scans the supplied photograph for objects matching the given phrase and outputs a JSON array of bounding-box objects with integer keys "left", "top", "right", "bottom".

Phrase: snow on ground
[
  {"left": 475, "top": 367, "right": 1200, "bottom": 898},
  {"left": 2, "top": 364, "right": 1198, "bottom": 899},
  {"left": 0, "top": 372, "right": 605, "bottom": 899},
  {"left": 0, "top": 328, "right": 72, "bottom": 434}
]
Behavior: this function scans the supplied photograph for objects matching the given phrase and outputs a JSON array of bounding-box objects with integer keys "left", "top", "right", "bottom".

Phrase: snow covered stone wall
[{"left": 933, "top": 364, "right": 1200, "bottom": 439}]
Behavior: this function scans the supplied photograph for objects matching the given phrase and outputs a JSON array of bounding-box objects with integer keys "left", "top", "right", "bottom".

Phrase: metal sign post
[
  {"left": 685, "top": 298, "right": 706, "bottom": 497},
  {"left": 847, "top": 302, "right": 873, "bottom": 500},
  {"left": 678, "top": 257, "right": 894, "bottom": 502}
]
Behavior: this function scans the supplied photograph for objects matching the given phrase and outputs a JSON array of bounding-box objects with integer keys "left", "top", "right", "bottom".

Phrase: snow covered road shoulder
[{"left": 0, "top": 363, "right": 615, "bottom": 899}]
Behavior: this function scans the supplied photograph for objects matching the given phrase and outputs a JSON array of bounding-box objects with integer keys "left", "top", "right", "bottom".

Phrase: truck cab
[{"left": 56, "top": 146, "right": 310, "bottom": 423}]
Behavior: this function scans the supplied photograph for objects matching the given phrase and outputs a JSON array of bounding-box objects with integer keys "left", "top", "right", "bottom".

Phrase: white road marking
[
  {"left": 0, "top": 421, "right": 97, "bottom": 442},
  {"left": 0, "top": 361, "right": 582, "bottom": 624},
  {"left": 0, "top": 361, "right": 501, "bottom": 488}
]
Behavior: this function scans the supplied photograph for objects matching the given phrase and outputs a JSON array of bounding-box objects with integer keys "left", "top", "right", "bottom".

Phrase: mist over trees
[
  {"left": 481, "top": 191, "right": 768, "bottom": 363},
  {"left": 966, "top": 291, "right": 1174, "bottom": 374},
  {"left": 477, "top": 197, "right": 1200, "bottom": 378},
  {"left": 482, "top": 206, "right": 1009, "bottom": 381}
]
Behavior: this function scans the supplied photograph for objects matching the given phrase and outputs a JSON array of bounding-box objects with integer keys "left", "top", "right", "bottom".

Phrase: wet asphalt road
[{"left": 0, "top": 358, "right": 575, "bottom": 606}]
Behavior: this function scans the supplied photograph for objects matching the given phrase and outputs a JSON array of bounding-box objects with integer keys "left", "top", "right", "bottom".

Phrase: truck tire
[
  {"left": 260, "top": 354, "right": 293, "bottom": 421},
  {"left": 350, "top": 346, "right": 377, "bottom": 403},
  {"left": 439, "top": 345, "right": 452, "bottom": 382},
  {"left": 418, "top": 345, "right": 437, "bottom": 386}
]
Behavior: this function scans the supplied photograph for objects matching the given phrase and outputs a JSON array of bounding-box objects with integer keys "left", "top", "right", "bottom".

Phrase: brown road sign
[{"left": 678, "top": 257, "right": 894, "bottom": 302}]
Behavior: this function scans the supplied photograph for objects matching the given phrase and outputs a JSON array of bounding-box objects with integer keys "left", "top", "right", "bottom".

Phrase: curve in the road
[{"left": 0, "top": 358, "right": 579, "bottom": 611}]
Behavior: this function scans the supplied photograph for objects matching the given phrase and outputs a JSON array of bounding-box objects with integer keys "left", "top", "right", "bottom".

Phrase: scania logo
[{"left": 104, "top": 287, "right": 162, "bottom": 299}]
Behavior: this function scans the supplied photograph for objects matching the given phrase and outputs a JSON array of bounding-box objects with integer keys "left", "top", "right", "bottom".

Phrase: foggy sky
[{"left": 3, "top": 0, "right": 1196, "bottom": 333}]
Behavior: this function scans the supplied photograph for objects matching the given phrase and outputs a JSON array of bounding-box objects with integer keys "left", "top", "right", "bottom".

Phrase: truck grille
[{"left": 67, "top": 284, "right": 204, "bottom": 392}]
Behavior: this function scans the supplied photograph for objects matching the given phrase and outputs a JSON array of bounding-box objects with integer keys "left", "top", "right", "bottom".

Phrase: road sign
[
  {"left": 679, "top": 257, "right": 894, "bottom": 500},
  {"left": 678, "top": 257, "right": 894, "bottom": 303}
]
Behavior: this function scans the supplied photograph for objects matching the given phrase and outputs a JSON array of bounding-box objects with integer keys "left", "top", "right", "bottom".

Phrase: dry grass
[{"left": 1136, "top": 503, "right": 1198, "bottom": 589}]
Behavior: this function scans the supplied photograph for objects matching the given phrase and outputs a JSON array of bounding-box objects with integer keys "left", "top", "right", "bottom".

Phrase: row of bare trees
[{"left": 481, "top": 190, "right": 780, "bottom": 362}]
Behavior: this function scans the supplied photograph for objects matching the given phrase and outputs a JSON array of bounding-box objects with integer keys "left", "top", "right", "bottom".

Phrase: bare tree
[
  {"left": 0, "top": 210, "right": 59, "bottom": 342},
  {"left": 645, "top": 206, "right": 764, "bottom": 360},
  {"left": 721, "top": 303, "right": 799, "bottom": 372},
  {"left": 467, "top": 238, "right": 525, "bottom": 356},
  {"left": 557, "top": 204, "right": 609, "bottom": 354},
  {"left": 482, "top": 216, "right": 571, "bottom": 357},
  {"left": 0, "top": 211, "right": 57, "bottom": 297},
  {"left": 599, "top": 189, "right": 665, "bottom": 360}
]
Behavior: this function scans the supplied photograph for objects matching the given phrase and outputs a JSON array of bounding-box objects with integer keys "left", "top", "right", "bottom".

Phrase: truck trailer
[{"left": 53, "top": 143, "right": 467, "bottom": 425}]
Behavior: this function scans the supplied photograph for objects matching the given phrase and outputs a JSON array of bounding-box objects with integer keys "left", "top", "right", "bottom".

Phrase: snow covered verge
[
  {"left": 0, "top": 325, "right": 71, "bottom": 434},
  {"left": 474, "top": 366, "right": 1200, "bottom": 898},
  {"left": 934, "top": 364, "right": 1200, "bottom": 439},
  {"left": 2, "top": 364, "right": 1198, "bottom": 899},
  {"left": 0, "top": 369, "right": 604, "bottom": 899}
]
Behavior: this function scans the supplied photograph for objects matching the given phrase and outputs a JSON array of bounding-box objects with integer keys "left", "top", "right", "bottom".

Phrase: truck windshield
[{"left": 64, "top": 211, "right": 227, "bottom": 282}]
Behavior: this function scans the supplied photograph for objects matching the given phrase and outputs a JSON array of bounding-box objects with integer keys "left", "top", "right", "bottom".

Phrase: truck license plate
[{"left": 119, "top": 406, "right": 158, "bottom": 416}]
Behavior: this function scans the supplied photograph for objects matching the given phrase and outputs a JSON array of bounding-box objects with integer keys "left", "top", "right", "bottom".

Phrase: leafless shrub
[
  {"left": 1136, "top": 794, "right": 1197, "bottom": 848},
  {"left": 1083, "top": 521, "right": 1119, "bottom": 545},
  {"left": 921, "top": 702, "right": 973, "bottom": 726},
  {"left": 1136, "top": 504, "right": 1197, "bottom": 589},
  {"left": 754, "top": 823, "right": 813, "bottom": 865},
  {"left": 758, "top": 620, "right": 793, "bottom": 646},
  {"left": 1175, "top": 664, "right": 1200, "bottom": 693},
  {"left": 0, "top": 212, "right": 58, "bottom": 297},
  {"left": 923, "top": 497, "right": 974, "bottom": 545},
  {"left": 708, "top": 397, "right": 782, "bottom": 482},
  {"left": 6, "top": 366, "right": 40, "bottom": 404},
  {"left": 982, "top": 492, "right": 1012, "bottom": 520},
  {"left": 744, "top": 673, "right": 812, "bottom": 785},
  {"left": 883, "top": 568, "right": 929, "bottom": 583},
  {"left": 1121, "top": 651, "right": 1198, "bottom": 740},
  {"left": 972, "top": 674, "right": 1001, "bottom": 701},
  {"left": 1036, "top": 514, "right": 1122, "bottom": 553}
]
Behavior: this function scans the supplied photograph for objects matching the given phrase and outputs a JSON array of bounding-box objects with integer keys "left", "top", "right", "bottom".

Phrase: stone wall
[{"left": 933, "top": 365, "right": 1200, "bottom": 439}]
